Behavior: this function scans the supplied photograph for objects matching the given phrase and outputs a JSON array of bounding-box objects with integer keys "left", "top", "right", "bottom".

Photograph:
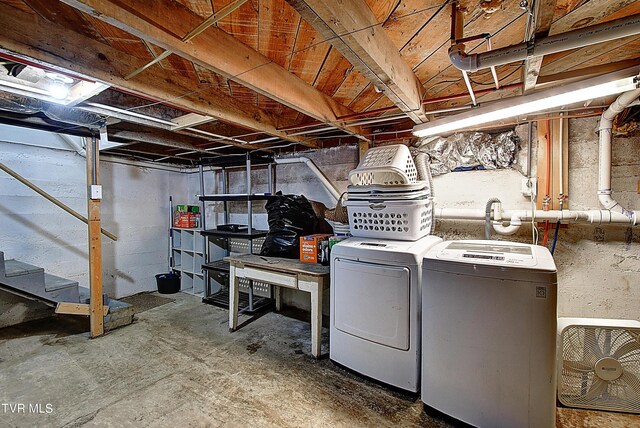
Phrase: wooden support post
[{"left": 87, "top": 134, "right": 104, "bottom": 338}]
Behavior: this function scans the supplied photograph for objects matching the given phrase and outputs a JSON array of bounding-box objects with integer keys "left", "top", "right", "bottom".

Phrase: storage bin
[{"left": 155, "top": 272, "right": 181, "bottom": 294}]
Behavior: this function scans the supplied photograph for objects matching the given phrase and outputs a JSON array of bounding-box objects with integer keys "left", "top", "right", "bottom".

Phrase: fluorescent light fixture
[
  {"left": 0, "top": 62, "right": 109, "bottom": 106},
  {"left": 45, "top": 72, "right": 74, "bottom": 84},
  {"left": 412, "top": 68, "right": 640, "bottom": 138},
  {"left": 49, "top": 81, "right": 69, "bottom": 100}
]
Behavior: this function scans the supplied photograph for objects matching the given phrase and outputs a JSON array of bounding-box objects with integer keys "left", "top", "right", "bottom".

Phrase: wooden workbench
[{"left": 225, "top": 254, "right": 330, "bottom": 358}]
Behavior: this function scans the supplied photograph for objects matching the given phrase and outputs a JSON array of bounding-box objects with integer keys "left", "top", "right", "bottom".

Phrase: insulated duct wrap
[
  {"left": 0, "top": 93, "right": 42, "bottom": 114},
  {"left": 0, "top": 92, "right": 105, "bottom": 128},
  {"left": 44, "top": 105, "right": 105, "bottom": 128},
  {"left": 414, "top": 130, "right": 519, "bottom": 175}
]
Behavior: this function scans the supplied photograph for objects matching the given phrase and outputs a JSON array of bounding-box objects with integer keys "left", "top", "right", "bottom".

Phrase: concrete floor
[{"left": 0, "top": 292, "right": 638, "bottom": 427}]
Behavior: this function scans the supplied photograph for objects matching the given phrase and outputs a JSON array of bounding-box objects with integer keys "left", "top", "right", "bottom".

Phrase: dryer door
[{"left": 333, "top": 258, "right": 410, "bottom": 350}]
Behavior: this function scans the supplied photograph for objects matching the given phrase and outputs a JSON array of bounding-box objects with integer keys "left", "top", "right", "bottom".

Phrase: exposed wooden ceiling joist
[
  {"left": 287, "top": 0, "right": 428, "bottom": 124},
  {"left": 59, "top": 0, "right": 368, "bottom": 140},
  {"left": 522, "top": 0, "right": 557, "bottom": 92},
  {"left": 124, "top": 0, "right": 249, "bottom": 80},
  {"left": 0, "top": 2, "right": 315, "bottom": 150}
]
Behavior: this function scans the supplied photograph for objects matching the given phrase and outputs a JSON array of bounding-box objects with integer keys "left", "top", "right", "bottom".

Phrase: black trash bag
[{"left": 260, "top": 192, "right": 318, "bottom": 258}]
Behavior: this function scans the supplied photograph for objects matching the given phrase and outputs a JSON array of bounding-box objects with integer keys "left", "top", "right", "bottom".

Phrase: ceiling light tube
[{"left": 412, "top": 68, "right": 640, "bottom": 138}]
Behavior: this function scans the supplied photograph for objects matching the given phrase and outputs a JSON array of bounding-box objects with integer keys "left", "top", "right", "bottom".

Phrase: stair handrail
[{"left": 0, "top": 162, "right": 117, "bottom": 241}]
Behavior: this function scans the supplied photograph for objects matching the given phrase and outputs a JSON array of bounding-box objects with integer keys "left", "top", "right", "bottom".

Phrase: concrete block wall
[
  {"left": 430, "top": 117, "right": 639, "bottom": 321},
  {"left": 3, "top": 116, "right": 636, "bottom": 327},
  {"left": 192, "top": 119, "right": 639, "bottom": 322},
  {"left": 0, "top": 138, "right": 189, "bottom": 309},
  {"left": 189, "top": 146, "right": 357, "bottom": 313}
]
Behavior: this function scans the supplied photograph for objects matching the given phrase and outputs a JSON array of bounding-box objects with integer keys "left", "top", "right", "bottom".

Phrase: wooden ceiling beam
[
  {"left": 286, "top": 0, "right": 428, "bottom": 124},
  {"left": 0, "top": 3, "right": 316, "bottom": 149},
  {"left": 523, "top": 0, "right": 557, "bottom": 92},
  {"left": 59, "top": 0, "right": 367, "bottom": 141}
]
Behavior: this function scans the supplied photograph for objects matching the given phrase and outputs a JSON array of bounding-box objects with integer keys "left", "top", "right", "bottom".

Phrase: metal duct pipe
[
  {"left": 598, "top": 87, "right": 640, "bottom": 222},
  {"left": 449, "top": 13, "right": 640, "bottom": 72},
  {"left": 274, "top": 156, "right": 341, "bottom": 203}
]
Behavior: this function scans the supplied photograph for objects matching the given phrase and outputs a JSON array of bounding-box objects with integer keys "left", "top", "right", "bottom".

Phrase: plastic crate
[
  {"left": 349, "top": 145, "right": 418, "bottom": 185},
  {"left": 345, "top": 199, "right": 433, "bottom": 241}
]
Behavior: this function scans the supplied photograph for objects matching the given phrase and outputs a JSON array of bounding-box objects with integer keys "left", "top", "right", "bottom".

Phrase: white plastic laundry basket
[
  {"left": 345, "top": 199, "right": 433, "bottom": 240},
  {"left": 348, "top": 145, "right": 418, "bottom": 186}
]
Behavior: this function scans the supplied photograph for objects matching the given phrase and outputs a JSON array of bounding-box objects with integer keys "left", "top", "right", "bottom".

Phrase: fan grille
[{"left": 559, "top": 325, "right": 640, "bottom": 413}]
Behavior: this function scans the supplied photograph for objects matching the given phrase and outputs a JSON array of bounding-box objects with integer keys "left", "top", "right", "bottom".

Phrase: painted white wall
[
  {"left": 191, "top": 121, "right": 639, "bottom": 323},
  {"left": 0, "top": 135, "right": 188, "bottom": 301},
  {"left": 6, "top": 116, "right": 633, "bottom": 325},
  {"left": 433, "top": 118, "right": 639, "bottom": 321},
  {"left": 188, "top": 146, "right": 356, "bottom": 311}
]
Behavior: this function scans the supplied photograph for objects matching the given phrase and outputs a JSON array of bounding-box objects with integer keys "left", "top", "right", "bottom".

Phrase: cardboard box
[
  {"left": 174, "top": 212, "right": 190, "bottom": 228},
  {"left": 300, "top": 234, "right": 331, "bottom": 263},
  {"left": 173, "top": 207, "right": 201, "bottom": 229}
]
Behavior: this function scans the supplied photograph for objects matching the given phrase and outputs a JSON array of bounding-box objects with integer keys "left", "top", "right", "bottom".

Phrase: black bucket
[{"left": 155, "top": 272, "right": 181, "bottom": 294}]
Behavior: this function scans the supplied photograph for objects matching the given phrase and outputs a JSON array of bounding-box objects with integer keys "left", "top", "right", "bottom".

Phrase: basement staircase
[
  {"left": 0, "top": 251, "right": 80, "bottom": 306},
  {"left": 0, "top": 251, "right": 135, "bottom": 331}
]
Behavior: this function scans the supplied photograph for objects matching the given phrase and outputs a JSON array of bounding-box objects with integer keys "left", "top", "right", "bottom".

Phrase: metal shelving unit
[{"left": 198, "top": 153, "right": 275, "bottom": 313}]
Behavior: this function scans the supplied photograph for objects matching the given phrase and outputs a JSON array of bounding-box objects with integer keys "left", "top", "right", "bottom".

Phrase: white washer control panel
[{"left": 435, "top": 241, "right": 537, "bottom": 267}]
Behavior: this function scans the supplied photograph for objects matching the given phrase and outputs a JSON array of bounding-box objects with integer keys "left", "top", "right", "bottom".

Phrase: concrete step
[
  {"left": 77, "top": 287, "right": 134, "bottom": 331},
  {"left": 4, "top": 259, "right": 44, "bottom": 278},
  {"left": 78, "top": 286, "right": 109, "bottom": 305},
  {"left": 44, "top": 273, "right": 78, "bottom": 292},
  {"left": 0, "top": 270, "right": 79, "bottom": 304}
]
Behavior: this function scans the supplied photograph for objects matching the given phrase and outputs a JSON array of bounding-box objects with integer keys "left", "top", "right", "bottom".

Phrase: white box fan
[{"left": 557, "top": 317, "right": 640, "bottom": 414}]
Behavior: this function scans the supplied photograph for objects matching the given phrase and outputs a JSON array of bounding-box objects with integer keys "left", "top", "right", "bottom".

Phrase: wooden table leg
[
  {"left": 310, "top": 279, "right": 323, "bottom": 358},
  {"left": 229, "top": 264, "right": 239, "bottom": 332},
  {"left": 275, "top": 285, "right": 282, "bottom": 311},
  {"left": 300, "top": 276, "right": 323, "bottom": 359}
]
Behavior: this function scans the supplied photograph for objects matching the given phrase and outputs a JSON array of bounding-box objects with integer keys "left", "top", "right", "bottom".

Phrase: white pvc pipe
[
  {"left": 434, "top": 207, "right": 636, "bottom": 226},
  {"left": 58, "top": 134, "right": 86, "bottom": 157},
  {"left": 449, "top": 13, "right": 640, "bottom": 72},
  {"left": 274, "top": 156, "right": 341, "bottom": 203},
  {"left": 492, "top": 214, "right": 522, "bottom": 235},
  {"left": 598, "top": 88, "right": 640, "bottom": 221}
]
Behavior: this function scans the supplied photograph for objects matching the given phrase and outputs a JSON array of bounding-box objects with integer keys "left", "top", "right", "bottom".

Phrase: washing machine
[
  {"left": 330, "top": 235, "right": 442, "bottom": 393},
  {"left": 421, "top": 240, "right": 557, "bottom": 428}
]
